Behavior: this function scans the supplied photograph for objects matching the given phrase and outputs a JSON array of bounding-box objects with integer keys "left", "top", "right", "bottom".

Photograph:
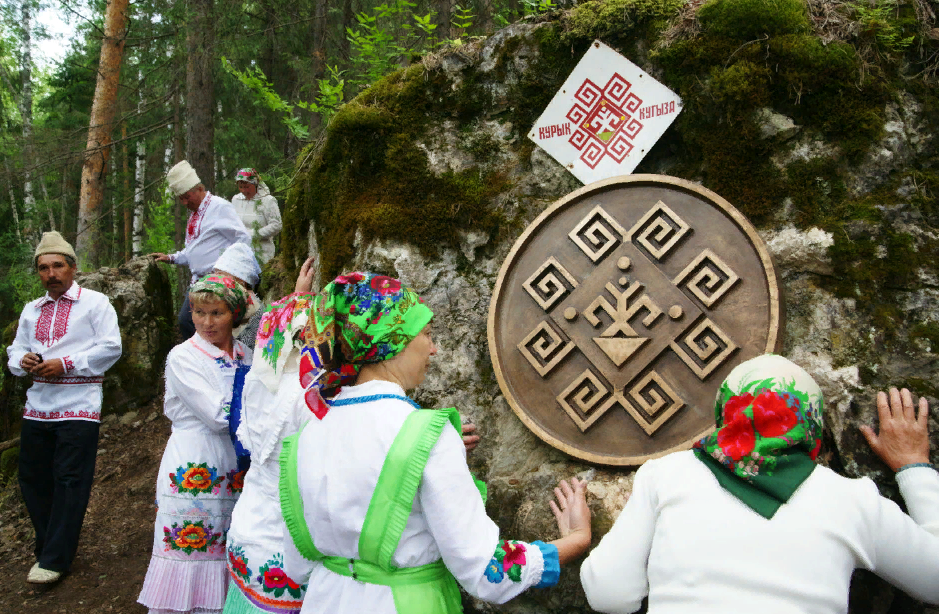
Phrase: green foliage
[
  {"left": 849, "top": 0, "right": 916, "bottom": 52},
  {"left": 698, "top": 0, "right": 811, "bottom": 40},
  {"left": 522, "top": 0, "right": 557, "bottom": 15},
  {"left": 141, "top": 185, "right": 177, "bottom": 256},
  {"left": 565, "top": 0, "right": 685, "bottom": 41}
]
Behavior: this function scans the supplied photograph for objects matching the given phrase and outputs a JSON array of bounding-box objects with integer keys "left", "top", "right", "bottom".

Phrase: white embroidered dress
[
  {"left": 6, "top": 282, "right": 121, "bottom": 422},
  {"left": 225, "top": 365, "right": 314, "bottom": 613},
  {"left": 138, "top": 333, "right": 252, "bottom": 614},
  {"left": 231, "top": 184, "right": 282, "bottom": 265},
  {"left": 281, "top": 380, "right": 559, "bottom": 614},
  {"left": 171, "top": 192, "right": 252, "bottom": 282}
]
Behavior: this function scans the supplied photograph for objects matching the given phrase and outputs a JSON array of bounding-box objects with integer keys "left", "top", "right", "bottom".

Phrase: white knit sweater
[{"left": 581, "top": 450, "right": 939, "bottom": 614}]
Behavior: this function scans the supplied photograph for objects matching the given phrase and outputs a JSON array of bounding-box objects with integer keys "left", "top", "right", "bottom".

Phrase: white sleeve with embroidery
[
  {"left": 6, "top": 308, "right": 32, "bottom": 377},
  {"left": 164, "top": 348, "right": 228, "bottom": 431},
  {"left": 580, "top": 460, "right": 656, "bottom": 614},
  {"left": 419, "top": 425, "right": 559, "bottom": 604},
  {"left": 257, "top": 195, "right": 283, "bottom": 240},
  {"left": 67, "top": 295, "right": 122, "bottom": 376}
]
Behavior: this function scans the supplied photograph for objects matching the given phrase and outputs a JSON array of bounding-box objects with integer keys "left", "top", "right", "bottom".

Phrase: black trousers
[
  {"left": 18, "top": 419, "right": 99, "bottom": 573},
  {"left": 177, "top": 290, "right": 195, "bottom": 340}
]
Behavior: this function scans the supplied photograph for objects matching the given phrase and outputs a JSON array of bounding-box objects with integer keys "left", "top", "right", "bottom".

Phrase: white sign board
[{"left": 528, "top": 40, "right": 682, "bottom": 184}]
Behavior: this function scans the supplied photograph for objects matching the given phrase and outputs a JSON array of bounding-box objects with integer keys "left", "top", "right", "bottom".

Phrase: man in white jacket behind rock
[
  {"left": 7, "top": 231, "right": 122, "bottom": 585},
  {"left": 150, "top": 160, "right": 251, "bottom": 338}
]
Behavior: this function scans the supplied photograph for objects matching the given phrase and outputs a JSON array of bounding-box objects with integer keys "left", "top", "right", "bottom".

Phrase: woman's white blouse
[
  {"left": 580, "top": 450, "right": 939, "bottom": 614},
  {"left": 282, "top": 380, "right": 555, "bottom": 614}
]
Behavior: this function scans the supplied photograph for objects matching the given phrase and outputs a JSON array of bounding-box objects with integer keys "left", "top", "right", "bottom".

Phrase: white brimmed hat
[{"left": 167, "top": 160, "right": 201, "bottom": 196}]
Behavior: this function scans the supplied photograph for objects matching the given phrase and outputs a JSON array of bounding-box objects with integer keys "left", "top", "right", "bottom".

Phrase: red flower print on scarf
[
  {"left": 752, "top": 390, "right": 798, "bottom": 438},
  {"left": 335, "top": 272, "right": 365, "bottom": 284},
  {"left": 501, "top": 540, "right": 527, "bottom": 570},
  {"left": 370, "top": 276, "right": 401, "bottom": 295},
  {"left": 717, "top": 414, "right": 755, "bottom": 461},
  {"left": 810, "top": 438, "right": 822, "bottom": 460},
  {"left": 722, "top": 393, "right": 754, "bottom": 424}
]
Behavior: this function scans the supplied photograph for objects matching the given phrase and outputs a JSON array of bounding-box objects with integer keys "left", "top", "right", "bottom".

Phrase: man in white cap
[
  {"left": 7, "top": 231, "right": 122, "bottom": 584},
  {"left": 150, "top": 159, "right": 251, "bottom": 338}
]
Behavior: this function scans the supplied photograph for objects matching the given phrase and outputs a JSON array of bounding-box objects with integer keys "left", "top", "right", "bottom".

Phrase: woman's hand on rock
[
  {"left": 860, "top": 387, "right": 931, "bottom": 471},
  {"left": 549, "top": 477, "right": 592, "bottom": 564},
  {"left": 294, "top": 257, "right": 316, "bottom": 294},
  {"left": 462, "top": 423, "right": 480, "bottom": 452}
]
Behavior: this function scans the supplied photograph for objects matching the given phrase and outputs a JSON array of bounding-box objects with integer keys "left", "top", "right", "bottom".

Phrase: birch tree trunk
[
  {"left": 123, "top": 122, "right": 132, "bottom": 261},
  {"left": 185, "top": 0, "right": 215, "bottom": 193},
  {"left": 19, "top": 0, "right": 35, "bottom": 224},
  {"left": 75, "top": 0, "right": 130, "bottom": 266}
]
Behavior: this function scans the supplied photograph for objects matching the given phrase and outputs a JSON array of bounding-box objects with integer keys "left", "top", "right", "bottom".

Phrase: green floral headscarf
[
  {"left": 693, "top": 354, "right": 824, "bottom": 519},
  {"left": 253, "top": 272, "right": 433, "bottom": 419},
  {"left": 190, "top": 274, "right": 251, "bottom": 325}
]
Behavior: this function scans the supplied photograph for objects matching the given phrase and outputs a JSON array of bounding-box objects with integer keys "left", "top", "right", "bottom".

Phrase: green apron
[{"left": 280, "top": 407, "right": 485, "bottom": 614}]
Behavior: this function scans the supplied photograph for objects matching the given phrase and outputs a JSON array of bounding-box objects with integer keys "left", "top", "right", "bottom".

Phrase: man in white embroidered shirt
[
  {"left": 7, "top": 231, "right": 122, "bottom": 585},
  {"left": 150, "top": 159, "right": 251, "bottom": 338}
]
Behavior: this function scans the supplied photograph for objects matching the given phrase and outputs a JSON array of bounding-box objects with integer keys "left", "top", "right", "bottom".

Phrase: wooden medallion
[{"left": 488, "top": 175, "right": 783, "bottom": 465}]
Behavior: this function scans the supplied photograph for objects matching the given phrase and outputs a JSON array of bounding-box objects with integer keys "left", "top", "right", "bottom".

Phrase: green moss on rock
[
  {"left": 283, "top": 64, "right": 510, "bottom": 282},
  {"left": 698, "top": 0, "right": 810, "bottom": 40}
]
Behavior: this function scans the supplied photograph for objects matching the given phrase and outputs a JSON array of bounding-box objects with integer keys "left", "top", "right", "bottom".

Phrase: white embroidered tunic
[
  {"left": 231, "top": 185, "right": 282, "bottom": 265},
  {"left": 282, "top": 380, "right": 559, "bottom": 614},
  {"left": 138, "top": 333, "right": 251, "bottom": 613},
  {"left": 6, "top": 282, "right": 121, "bottom": 422},
  {"left": 580, "top": 450, "right": 939, "bottom": 614},
  {"left": 226, "top": 366, "right": 313, "bottom": 612},
  {"left": 171, "top": 192, "right": 252, "bottom": 282}
]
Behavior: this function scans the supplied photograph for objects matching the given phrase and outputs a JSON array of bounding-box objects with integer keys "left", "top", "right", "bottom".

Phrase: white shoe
[{"left": 27, "top": 563, "right": 62, "bottom": 584}]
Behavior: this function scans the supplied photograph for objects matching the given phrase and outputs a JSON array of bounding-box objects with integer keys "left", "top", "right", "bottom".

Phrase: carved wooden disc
[{"left": 487, "top": 175, "right": 783, "bottom": 466}]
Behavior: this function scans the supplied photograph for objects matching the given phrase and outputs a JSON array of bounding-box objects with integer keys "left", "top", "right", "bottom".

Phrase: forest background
[{"left": 0, "top": 0, "right": 561, "bottom": 373}]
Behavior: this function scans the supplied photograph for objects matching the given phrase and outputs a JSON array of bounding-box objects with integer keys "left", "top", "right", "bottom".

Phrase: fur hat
[
  {"left": 167, "top": 160, "right": 201, "bottom": 196},
  {"left": 214, "top": 242, "right": 261, "bottom": 287},
  {"left": 34, "top": 231, "right": 77, "bottom": 264}
]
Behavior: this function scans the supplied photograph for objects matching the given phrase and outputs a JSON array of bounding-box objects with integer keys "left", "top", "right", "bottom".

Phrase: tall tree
[
  {"left": 18, "top": 0, "right": 34, "bottom": 223},
  {"left": 185, "top": 0, "right": 215, "bottom": 192},
  {"left": 75, "top": 0, "right": 131, "bottom": 265}
]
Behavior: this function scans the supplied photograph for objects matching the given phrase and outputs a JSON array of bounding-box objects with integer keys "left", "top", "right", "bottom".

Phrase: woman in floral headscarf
[
  {"left": 139, "top": 275, "right": 255, "bottom": 614},
  {"left": 581, "top": 353, "right": 939, "bottom": 613},
  {"left": 231, "top": 168, "right": 282, "bottom": 265},
  {"left": 225, "top": 272, "right": 592, "bottom": 614}
]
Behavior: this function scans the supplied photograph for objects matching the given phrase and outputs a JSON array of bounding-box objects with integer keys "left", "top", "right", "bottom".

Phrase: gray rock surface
[{"left": 77, "top": 256, "right": 175, "bottom": 413}]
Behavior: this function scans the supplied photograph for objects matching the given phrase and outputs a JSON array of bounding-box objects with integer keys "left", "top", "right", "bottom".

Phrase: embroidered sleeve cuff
[
  {"left": 61, "top": 356, "right": 74, "bottom": 373},
  {"left": 531, "top": 541, "right": 560, "bottom": 589}
]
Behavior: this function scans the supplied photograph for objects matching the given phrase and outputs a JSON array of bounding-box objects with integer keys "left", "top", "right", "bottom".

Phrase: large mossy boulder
[
  {"left": 280, "top": 1, "right": 939, "bottom": 612},
  {"left": 77, "top": 256, "right": 175, "bottom": 413}
]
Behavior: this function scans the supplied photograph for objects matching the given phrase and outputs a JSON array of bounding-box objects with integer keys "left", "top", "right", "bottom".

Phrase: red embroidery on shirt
[
  {"left": 51, "top": 299, "right": 73, "bottom": 344},
  {"left": 185, "top": 192, "right": 212, "bottom": 244},
  {"left": 62, "top": 356, "right": 75, "bottom": 373},
  {"left": 33, "top": 375, "right": 103, "bottom": 384},
  {"left": 23, "top": 407, "right": 101, "bottom": 421},
  {"left": 35, "top": 301, "right": 55, "bottom": 345}
]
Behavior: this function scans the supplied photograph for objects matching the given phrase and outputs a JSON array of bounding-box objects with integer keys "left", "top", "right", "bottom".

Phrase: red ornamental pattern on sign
[{"left": 566, "top": 73, "right": 643, "bottom": 170}]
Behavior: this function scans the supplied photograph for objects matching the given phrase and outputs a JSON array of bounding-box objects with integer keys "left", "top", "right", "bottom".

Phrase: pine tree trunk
[
  {"left": 185, "top": 0, "right": 215, "bottom": 193},
  {"left": 309, "top": 0, "right": 327, "bottom": 132},
  {"left": 75, "top": 0, "right": 130, "bottom": 267},
  {"left": 340, "top": 0, "right": 353, "bottom": 62}
]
